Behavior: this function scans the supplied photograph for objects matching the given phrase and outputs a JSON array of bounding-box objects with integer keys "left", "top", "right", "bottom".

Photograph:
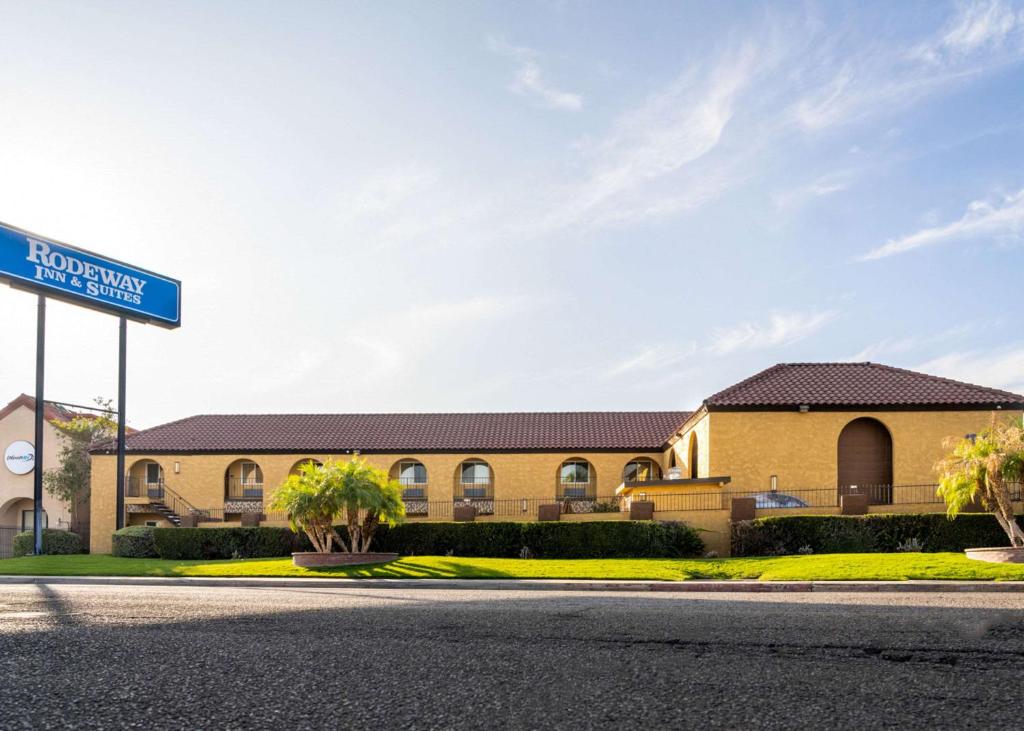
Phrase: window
[
  {"left": 145, "top": 462, "right": 162, "bottom": 485},
  {"left": 144, "top": 520, "right": 159, "bottom": 527},
  {"left": 20, "top": 509, "right": 47, "bottom": 531},
  {"left": 241, "top": 462, "right": 263, "bottom": 485},
  {"left": 398, "top": 460, "right": 428, "bottom": 499},
  {"left": 623, "top": 459, "right": 661, "bottom": 483},
  {"left": 459, "top": 461, "right": 492, "bottom": 498},
  {"left": 558, "top": 459, "right": 594, "bottom": 498},
  {"left": 399, "top": 461, "right": 427, "bottom": 485}
]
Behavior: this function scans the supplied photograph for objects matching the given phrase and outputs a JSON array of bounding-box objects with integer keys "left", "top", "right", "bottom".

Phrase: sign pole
[
  {"left": 33, "top": 295, "right": 45, "bottom": 555},
  {"left": 115, "top": 317, "right": 127, "bottom": 530}
]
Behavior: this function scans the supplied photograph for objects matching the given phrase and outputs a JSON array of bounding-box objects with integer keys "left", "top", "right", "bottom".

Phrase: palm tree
[
  {"left": 268, "top": 459, "right": 405, "bottom": 553},
  {"left": 936, "top": 420, "right": 1024, "bottom": 547}
]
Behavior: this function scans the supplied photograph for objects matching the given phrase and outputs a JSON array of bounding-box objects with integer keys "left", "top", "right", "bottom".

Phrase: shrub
[
  {"left": 373, "top": 520, "right": 704, "bottom": 558},
  {"left": 12, "top": 529, "right": 82, "bottom": 557},
  {"left": 151, "top": 527, "right": 310, "bottom": 560},
  {"left": 112, "top": 526, "right": 157, "bottom": 558},
  {"left": 731, "top": 513, "right": 1023, "bottom": 557}
]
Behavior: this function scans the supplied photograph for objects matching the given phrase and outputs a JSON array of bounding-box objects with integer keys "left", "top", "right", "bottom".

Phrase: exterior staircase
[{"left": 149, "top": 502, "right": 182, "bottom": 527}]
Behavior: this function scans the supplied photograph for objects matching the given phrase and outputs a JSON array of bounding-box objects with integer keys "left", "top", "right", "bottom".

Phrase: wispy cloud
[
  {"left": 601, "top": 343, "right": 697, "bottom": 380},
  {"left": 708, "top": 310, "right": 837, "bottom": 355},
  {"left": 862, "top": 188, "right": 1024, "bottom": 260},
  {"left": 846, "top": 324, "right": 976, "bottom": 361},
  {"left": 340, "top": 295, "right": 533, "bottom": 383},
  {"left": 772, "top": 171, "right": 853, "bottom": 210},
  {"left": 488, "top": 37, "right": 583, "bottom": 111},
  {"left": 916, "top": 345, "right": 1024, "bottom": 395},
  {"left": 794, "top": 2, "right": 1024, "bottom": 132},
  {"left": 913, "top": 0, "right": 1023, "bottom": 63},
  {"left": 333, "top": 164, "right": 496, "bottom": 252},
  {"left": 549, "top": 43, "right": 762, "bottom": 229}
]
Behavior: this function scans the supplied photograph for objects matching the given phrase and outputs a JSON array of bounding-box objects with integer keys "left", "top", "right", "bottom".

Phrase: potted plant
[
  {"left": 936, "top": 420, "right": 1024, "bottom": 562},
  {"left": 269, "top": 458, "right": 405, "bottom": 567}
]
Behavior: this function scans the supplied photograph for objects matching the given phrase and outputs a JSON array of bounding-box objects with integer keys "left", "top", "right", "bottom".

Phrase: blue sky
[{"left": 1, "top": 0, "right": 1023, "bottom": 427}]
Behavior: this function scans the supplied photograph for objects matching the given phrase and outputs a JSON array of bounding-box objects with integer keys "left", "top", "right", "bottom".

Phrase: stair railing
[{"left": 159, "top": 483, "right": 206, "bottom": 521}]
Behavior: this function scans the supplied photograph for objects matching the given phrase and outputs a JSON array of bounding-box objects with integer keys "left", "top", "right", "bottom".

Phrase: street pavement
[{"left": 1, "top": 584, "right": 1023, "bottom": 729}]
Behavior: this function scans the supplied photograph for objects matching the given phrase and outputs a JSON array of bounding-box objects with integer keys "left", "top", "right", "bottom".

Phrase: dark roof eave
[
  {"left": 89, "top": 446, "right": 672, "bottom": 456},
  {"left": 625, "top": 476, "right": 732, "bottom": 487},
  {"left": 706, "top": 402, "right": 1024, "bottom": 412}
]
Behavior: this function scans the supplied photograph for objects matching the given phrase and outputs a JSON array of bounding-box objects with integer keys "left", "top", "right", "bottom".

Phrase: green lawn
[{"left": 3, "top": 552, "right": 1024, "bottom": 581}]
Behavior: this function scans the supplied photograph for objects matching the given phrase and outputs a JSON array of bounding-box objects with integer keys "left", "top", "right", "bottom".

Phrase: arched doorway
[{"left": 837, "top": 418, "right": 893, "bottom": 504}]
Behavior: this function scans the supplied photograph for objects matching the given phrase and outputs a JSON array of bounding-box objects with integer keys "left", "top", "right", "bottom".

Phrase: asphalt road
[{"left": 2, "top": 585, "right": 1024, "bottom": 729}]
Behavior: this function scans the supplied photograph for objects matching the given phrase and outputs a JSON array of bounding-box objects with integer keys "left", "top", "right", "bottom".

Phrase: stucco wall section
[
  {"left": 708, "top": 409, "right": 1023, "bottom": 492},
  {"left": 0, "top": 404, "right": 73, "bottom": 529},
  {"left": 90, "top": 450, "right": 663, "bottom": 553},
  {"left": 666, "top": 411, "right": 710, "bottom": 479}
]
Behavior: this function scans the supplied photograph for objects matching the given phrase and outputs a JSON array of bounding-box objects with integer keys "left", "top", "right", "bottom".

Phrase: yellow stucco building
[{"left": 89, "top": 362, "right": 1024, "bottom": 555}]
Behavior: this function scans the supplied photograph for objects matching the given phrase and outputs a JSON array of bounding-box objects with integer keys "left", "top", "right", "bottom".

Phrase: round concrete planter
[
  {"left": 964, "top": 546, "right": 1024, "bottom": 564},
  {"left": 292, "top": 552, "right": 399, "bottom": 568}
]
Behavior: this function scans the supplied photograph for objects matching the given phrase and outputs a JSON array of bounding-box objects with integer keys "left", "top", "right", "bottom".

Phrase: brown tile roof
[
  {"left": 98, "top": 411, "right": 692, "bottom": 454},
  {"left": 704, "top": 362, "right": 1024, "bottom": 410},
  {"left": 0, "top": 394, "right": 94, "bottom": 423}
]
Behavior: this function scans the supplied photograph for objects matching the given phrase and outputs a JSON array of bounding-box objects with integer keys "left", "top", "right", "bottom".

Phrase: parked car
[{"left": 750, "top": 492, "right": 809, "bottom": 508}]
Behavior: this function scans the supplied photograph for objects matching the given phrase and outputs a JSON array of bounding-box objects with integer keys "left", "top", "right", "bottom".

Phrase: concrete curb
[{"left": 2, "top": 575, "right": 1024, "bottom": 592}]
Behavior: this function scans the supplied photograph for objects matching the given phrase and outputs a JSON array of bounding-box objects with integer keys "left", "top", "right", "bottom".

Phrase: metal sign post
[
  {"left": 0, "top": 220, "right": 181, "bottom": 555},
  {"left": 33, "top": 295, "right": 45, "bottom": 555},
  {"left": 116, "top": 318, "right": 127, "bottom": 530}
]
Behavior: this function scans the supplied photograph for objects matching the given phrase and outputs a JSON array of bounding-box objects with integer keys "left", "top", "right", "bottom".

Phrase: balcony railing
[
  {"left": 556, "top": 479, "right": 597, "bottom": 500},
  {"left": 225, "top": 478, "right": 264, "bottom": 501},
  {"left": 400, "top": 481, "right": 428, "bottom": 500},
  {"left": 454, "top": 479, "right": 494, "bottom": 500},
  {"left": 126, "top": 477, "right": 165, "bottom": 500}
]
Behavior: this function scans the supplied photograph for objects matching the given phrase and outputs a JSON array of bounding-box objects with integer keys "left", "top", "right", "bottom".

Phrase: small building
[
  {"left": 1, "top": 395, "right": 91, "bottom": 547},
  {"left": 88, "top": 362, "right": 1024, "bottom": 555},
  {"left": 657, "top": 362, "right": 1024, "bottom": 505}
]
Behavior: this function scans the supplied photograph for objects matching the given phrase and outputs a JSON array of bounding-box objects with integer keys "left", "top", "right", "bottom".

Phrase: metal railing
[
  {"left": 179, "top": 482, "right": 1024, "bottom": 527},
  {"left": 126, "top": 477, "right": 165, "bottom": 499},
  {"left": 453, "top": 479, "right": 494, "bottom": 501},
  {"left": 556, "top": 479, "right": 597, "bottom": 500},
  {"left": 400, "top": 482, "right": 428, "bottom": 500},
  {"left": 225, "top": 478, "right": 264, "bottom": 500}
]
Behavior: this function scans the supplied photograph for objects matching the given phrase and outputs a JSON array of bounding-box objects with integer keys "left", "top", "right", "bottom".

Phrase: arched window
[
  {"left": 455, "top": 459, "right": 493, "bottom": 499},
  {"left": 127, "top": 459, "right": 165, "bottom": 499},
  {"left": 557, "top": 459, "right": 595, "bottom": 499},
  {"left": 289, "top": 458, "right": 322, "bottom": 476},
  {"left": 623, "top": 458, "right": 662, "bottom": 483},
  {"left": 689, "top": 433, "right": 699, "bottom": 479},
  {"left": 838, "top": 417, "right": 893, "bottom": 504},
  {"left": 391, "top": 459, "right": 428, "bottom": 499},
  {"left": 225, "top": 459, "right": 264, "bottom": 500}
]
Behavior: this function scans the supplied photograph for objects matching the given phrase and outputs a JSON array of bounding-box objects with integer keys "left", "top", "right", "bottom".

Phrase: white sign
[{"left": 4, "top": 440, "right": 35, "bottom": 475}]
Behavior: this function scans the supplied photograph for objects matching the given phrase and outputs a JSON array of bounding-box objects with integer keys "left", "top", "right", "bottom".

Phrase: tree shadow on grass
[{"left": 294, "top": 558, "right": 515, "bottom": 579}]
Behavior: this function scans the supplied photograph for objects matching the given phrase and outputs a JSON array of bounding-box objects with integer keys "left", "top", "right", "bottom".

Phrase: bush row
[
  {"left": 372, "top": 520, "right": 705, "bottom": 558},
  {"left": 12, "top": 529, "right": 83, "bottom": 557},
  {"left": 109, "top": 521, "right": 704, "bottom": 560},
  {"left": 731, "top": 513, "right": 1024, "bottom": 556},
  {"left": 112, "top": 526, "right": 159, "bottom": 558}
]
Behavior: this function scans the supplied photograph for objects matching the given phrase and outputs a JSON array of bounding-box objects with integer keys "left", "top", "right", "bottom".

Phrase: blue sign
[{"left": 0, "top": 221, "right": 180, "bottom": 328}]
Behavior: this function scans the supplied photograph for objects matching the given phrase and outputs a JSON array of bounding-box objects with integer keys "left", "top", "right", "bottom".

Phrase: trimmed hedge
[
  {"left": 152, "top": 527, "right": 310, "bottom": 560},
  {"left": 731, "top": 513, "right": 1024, "bottom": 556},
  {"left": 12, "top": 529, "right": 83, "bottom": 557},
  {"left": 112, "top": 526, "right": 158, "bottom": 558},
  {"left": 373, "top": 520, "right": 705, "bottom": 558},
  {"left": 112, "top": 521, "right": 703, "bottom": 560}
]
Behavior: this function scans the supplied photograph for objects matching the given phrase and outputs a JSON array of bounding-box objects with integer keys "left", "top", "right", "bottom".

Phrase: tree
[
  {"left": 936, "top": 420, "right": 1024, "bottom": 547},
  {"left": 43, "top": 398, "right": 117, "bottom": 529},
  {"left": 268, "top": 458, "right": 405, "bottom": 553}
]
